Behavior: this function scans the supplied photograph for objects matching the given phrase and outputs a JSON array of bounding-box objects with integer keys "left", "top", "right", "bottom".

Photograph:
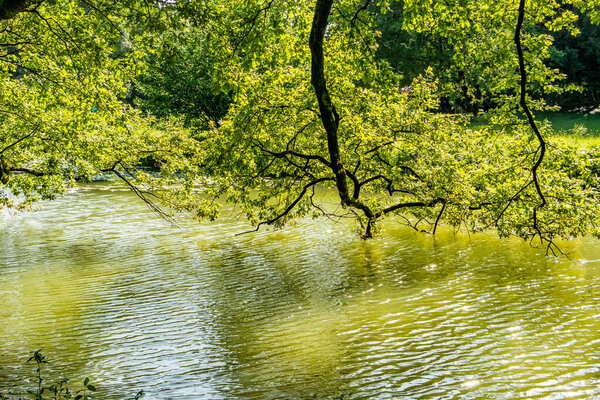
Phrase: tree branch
[
  {"left": 432, "top": 202, "right": 446, "bottom": 234},
  {"left": 252, "top": 140, "right": 331, "bottom": 167},
  {"left": 236, "top": 176, "right": 334, "bottom": 235},
  {"left": 232, "top": 0, "right": 275, "bottom": 55},
  {"left": 104, "top": 164, "right": 176, "bottom": 225},
  {"left": 9, "top": 167, "right": 44, "bottom": 176},
  {"left": 379, "top": 197, "right": 445, "bottom": 216},
  {"left": 0, "top": 123, "right": 39, "bottom": 155},
  {"left": 350, "top": 0, "right": 372, "bottom": 27}
]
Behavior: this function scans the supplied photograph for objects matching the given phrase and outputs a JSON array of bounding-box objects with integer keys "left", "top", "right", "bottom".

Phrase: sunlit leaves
[
  {"left": 0, "top": 0, "right": 200, "bottom": 211},
  {"left": 3, "top": 0, "right": 600, "bottom": 246},
  {"left": 192, "top": 0, "right": 600, "bottom": 243}
]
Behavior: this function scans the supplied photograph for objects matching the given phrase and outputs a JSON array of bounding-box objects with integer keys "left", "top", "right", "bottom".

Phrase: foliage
[
  {"left": 375, "top": 0, "right": 600, "bottom": 112},
  {"left": 158, "top": 0, "right": 597, "bottom": 252},
  {"left": 134, "top": 25, "right": 232, "bottom": 133},
  {"left": 0, "top": 350, "right": 145, "bottom": 400},
  {"left": 3, "top": 0, "right": 600, "bottom": 250},
  {"left": 375, "top": 1, "right": 485, "bottom": 113},
  {"left": 375, "top": 1, "right": 452, "bottom": 85},
  {"left": 0, "top": 0, "right": 204, "bottom": 215},
  {"left": 547, "top": 10, "right": 600, "bottom": 109}
]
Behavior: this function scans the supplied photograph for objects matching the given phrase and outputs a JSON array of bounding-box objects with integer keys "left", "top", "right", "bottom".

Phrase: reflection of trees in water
[
  {"left": 198, "top": 223, "right": 600, "bottom": 399},
  {"left": 199, "top": 238, "right": 352, "bottom": 398}
]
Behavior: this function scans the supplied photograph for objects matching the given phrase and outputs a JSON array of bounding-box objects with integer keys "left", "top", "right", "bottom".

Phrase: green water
[{"left": 2, "top": 183, "right": 600, "bottom": 399}]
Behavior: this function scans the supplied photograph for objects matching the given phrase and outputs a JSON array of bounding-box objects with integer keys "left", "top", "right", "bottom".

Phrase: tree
[
  {"left": 0, "top": 0, "right": 205, "bottom": 215},
  {"left": 3, "top": 0, "right": 600, "bottom": 251},
  {"left": 134, "top": 25, "right": 232, "bottom": 133},
  {"left": 374, "top": 0, "right": 600, "bottom": 113},
  {"left": 175, "top": 0, "right": 600, "bottom": 252},
  {"left": 546, "top": 9, "right": 600, "bottom": 109},
  {"left": 0, "top": 0, "right": 32, "bottom": 20},
  {"left": 375, "top": 1, "right": 489, "bottom": 114}
]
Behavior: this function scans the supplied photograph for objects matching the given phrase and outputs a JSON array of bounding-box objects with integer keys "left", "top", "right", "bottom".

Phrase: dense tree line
[
  {"left": 547, "top": 10, "right": 600, "bottom": 109},
  {"left": 375, "top": 1, "right": 600, "bottom": 112}
]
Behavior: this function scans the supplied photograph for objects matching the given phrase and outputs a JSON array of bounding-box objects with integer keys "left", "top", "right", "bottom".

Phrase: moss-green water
[{"left": 2, "top": 183, "right": 600, "bottom": 399}]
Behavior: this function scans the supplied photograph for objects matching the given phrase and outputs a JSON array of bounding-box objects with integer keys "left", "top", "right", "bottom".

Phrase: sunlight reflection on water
[{"left": 1, "top": 182, "right": 600, "bottom": 399}]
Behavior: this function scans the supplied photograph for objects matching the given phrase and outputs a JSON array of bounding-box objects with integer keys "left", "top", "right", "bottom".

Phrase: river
[{"left": 1, "top": 182, "right": 600, "bottom": 399}]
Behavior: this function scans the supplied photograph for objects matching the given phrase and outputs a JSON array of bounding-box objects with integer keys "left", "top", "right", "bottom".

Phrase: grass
[
  {"left": 536, "top": 111, "right": 600, "bottom": 133},
  {"left": 471, "top": 111, "right": 600, "bottom": 148},
  {"left": 539, "top": 111, "right": 600, "bottom": 148}
]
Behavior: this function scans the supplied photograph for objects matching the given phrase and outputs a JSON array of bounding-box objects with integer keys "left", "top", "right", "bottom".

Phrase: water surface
[{"left": 1, "top": 183, "right": 600, "bottom": 399}]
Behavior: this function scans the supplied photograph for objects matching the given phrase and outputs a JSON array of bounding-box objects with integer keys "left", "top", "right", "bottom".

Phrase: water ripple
[{"left": 1, "top": 184, "right": 600, "bottom": 399}]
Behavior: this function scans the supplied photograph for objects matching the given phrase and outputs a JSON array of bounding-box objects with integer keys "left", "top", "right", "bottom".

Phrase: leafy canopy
[
  {"left": 0, "top": 0, "right": 201, "bottom": 213},
  {"left": 184, "top": 0, "right": 600, "bottom": 250},
  {"left": 3, "top": 0, "right": 600, "bottom": 251}
]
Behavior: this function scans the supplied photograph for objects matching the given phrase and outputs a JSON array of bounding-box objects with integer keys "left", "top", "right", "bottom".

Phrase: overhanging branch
[
  {"left": 236, "top": 176, "right": 334, "bottom": 235},
  {"left": 310, "top": 0, "right": 377, "bottom": 237},
  {"left": 103, "top": 163, "right": 176, "bottom": 225}
]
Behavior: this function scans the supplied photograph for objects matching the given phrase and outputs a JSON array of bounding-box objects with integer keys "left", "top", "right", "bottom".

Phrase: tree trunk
[{"left": 308, "top": 0, "right": 376, "bottom": 237}]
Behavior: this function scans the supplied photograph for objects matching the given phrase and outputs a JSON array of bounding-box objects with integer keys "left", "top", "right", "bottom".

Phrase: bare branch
[
  {"left": 236, "top": 176, "right": 334, "bottom": 235},
  {"left": 105, "top": 165, "right": 176, "bottom": 225}
]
